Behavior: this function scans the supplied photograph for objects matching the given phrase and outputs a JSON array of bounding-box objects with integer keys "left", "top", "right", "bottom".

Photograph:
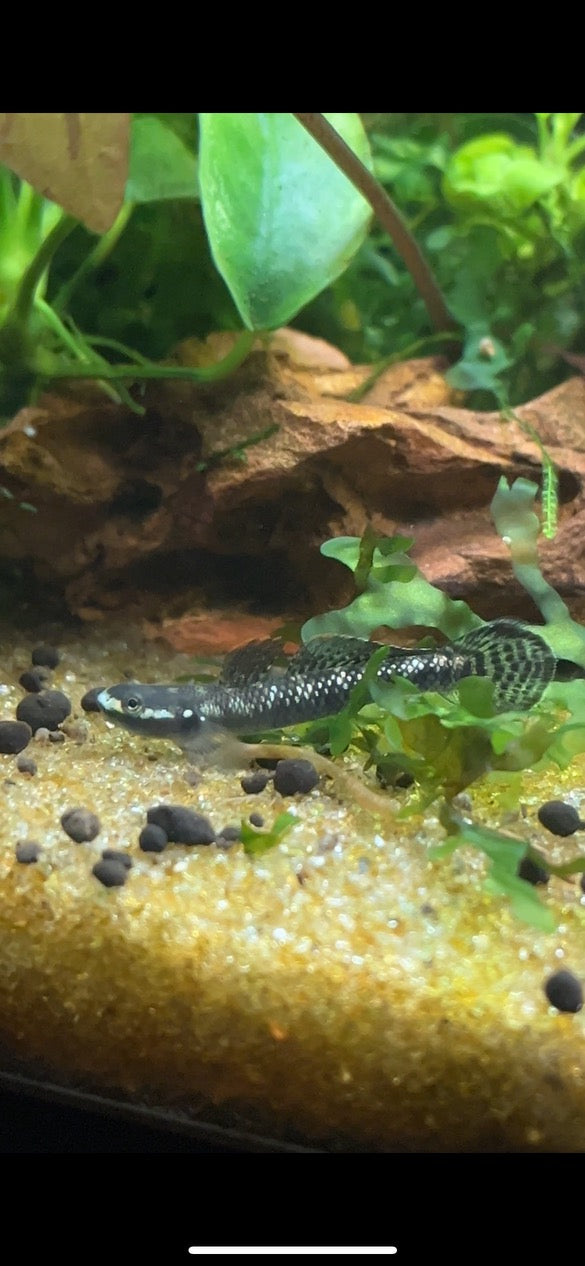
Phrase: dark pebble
[
  {"left": 61, "top": 807, "right": 101, "bottom": 843},
  {"left": 0, "top": 721, "right": 32, "bottom": 755},
  {"left": 16, "top": 690, "right": 71, "bottom": 734},
  {"left": 518, "top": 855, "right": 550, "bottom": 886},
  {"left": 80, "top": 687, "right": 105, "bottom": 713},
  {"left": 249, "top": 812, "right": 264, "bottom": 827},
  {"left": 240, "top": 771, "right": 270, "bottom": 795},
  {"left": 101, "top": 848, "right": 133, "bottom": 870},
  {"left": 146, "top": 804, "right": 215, "bottom": 846},
  {"left": 19, "top": 668, "right": 51, "bottom": 693},
  {"left": 273, "top": 758, "right": 320, "bottom": 797},
  {"left": 216, "top": 825, "right": 239, "bottom": 845},
  {"left": 15, "top": 840, "right": 41, "bottom": 864},
  {"left": 16, "top": 753, "right": 37, "bottom": 775},
  {"left": 139, "top": 824, "right": 168, "bottom": 854},
  {"left": 92, "top": 859, "right": 128, "bottom": 888},
  {"left": 544, "top": 969, "right": 583, "bottom": 1013},
  {"left": 48, "top": 730, "right": 66, "bottom": 744},
  {"left": 31, "top": 644, "right": 60, "bottom": 669},
  {"left": 537, "top": 800, "right": 583, "bottom": 837}
]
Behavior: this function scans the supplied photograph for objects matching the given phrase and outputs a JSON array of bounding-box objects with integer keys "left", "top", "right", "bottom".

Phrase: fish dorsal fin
[
  {"left": 287, "top": 635, "right": 382, "bottom": 676},
  {"left": 220, "top": 638, "right": 286, "bottom": 686}
]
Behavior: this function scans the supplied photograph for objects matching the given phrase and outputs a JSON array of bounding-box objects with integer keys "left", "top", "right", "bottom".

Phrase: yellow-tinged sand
[{"left": 1, "top": 623, "right": 585, "bottom": 1150}]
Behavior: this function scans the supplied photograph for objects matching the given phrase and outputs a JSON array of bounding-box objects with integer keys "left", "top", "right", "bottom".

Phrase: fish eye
[{"left": 124, "top": 696, "right": 141, "bottom": 712}]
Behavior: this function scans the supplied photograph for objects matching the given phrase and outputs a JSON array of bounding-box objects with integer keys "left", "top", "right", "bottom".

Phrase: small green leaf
[
  {"left": 444, "top": 134, "right": 563, "bottom": 217},
  {"left": 370, "top": 563, "right": 418, "bottom": 585},
  {"left": 456, "top": 676, "right": 496, "bottom": 718},
  {"left": 127, "top": 114, "right": 197, "bottom": 203},
  {"left": 198, "top": 113, "right": 372, "bottom": 330},
  {"left": 241, "top": 811, "right": 296, "bottom": 856},
  {"left": 320, "top": 536, "right": 362, "bottom": 571},
  {"left": 435, "top": 818, "right": 556, "bottom": 930},
  {"left": 377, "top": 535, "right": 415, "bottom": 556},
  {"left": 456, "top": 819, "right": 526, "bottom": 869},
  {"left": 485, "top": 869, "right": 556, "bottom": 932}
]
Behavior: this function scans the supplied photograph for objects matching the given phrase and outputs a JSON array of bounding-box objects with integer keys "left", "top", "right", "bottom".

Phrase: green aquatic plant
[
  {"left": 294, "top": 477, "right": 585, "bottom": 929},
  {"left": 0, "top": 113, "right": 375, "bottom": 422},
  {"left": 0, "top": 160, "right": 255, "bottom": 421},
  {"left": 240, "top": 811, "right": 297, "bottom": 857}
]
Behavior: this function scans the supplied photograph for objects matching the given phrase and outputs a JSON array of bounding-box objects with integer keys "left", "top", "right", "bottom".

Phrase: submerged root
[{"left": 240, "top": 741, "right": 398, "bottom": 819}]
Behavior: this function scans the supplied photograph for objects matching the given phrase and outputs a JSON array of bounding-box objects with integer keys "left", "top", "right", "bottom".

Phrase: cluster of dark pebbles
[
  {"left": 533, "top": 795, "right": 585, "bottom": 891},
  {"left": 241, "top": 758, "right": 319, "bottom": 798},
  {"left": 11, "top": 758, "right": 321, "bottom": 894},
  {"left": 139, "top": 804, "right": 217, "bottom": 854},
  {"left": 530, "top": 799, "right": 585, "bottom": 1012},
  {"left": 0, "top": 642, "right": 69, "bottom": 758},
  {"left": 58, "top": 804, "right": 132, "bottom": 888},
  {"left": 9, "top": 642, "right": 585, "bottom": 1023}
]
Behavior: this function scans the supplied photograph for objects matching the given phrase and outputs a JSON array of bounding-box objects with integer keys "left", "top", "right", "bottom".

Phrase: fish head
[{"left": 96, "top": 682, "right": 206, "bottom": 742}]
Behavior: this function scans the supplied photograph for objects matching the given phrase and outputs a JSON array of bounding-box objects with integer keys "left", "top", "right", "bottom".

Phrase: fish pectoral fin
[{"left": 177, "top": 721, "right": 248, "bottom": 767}]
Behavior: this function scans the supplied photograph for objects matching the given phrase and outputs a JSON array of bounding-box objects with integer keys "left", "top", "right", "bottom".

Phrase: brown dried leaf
[{"left": 0, "top": 113, "right": 130, "bottom": 232}]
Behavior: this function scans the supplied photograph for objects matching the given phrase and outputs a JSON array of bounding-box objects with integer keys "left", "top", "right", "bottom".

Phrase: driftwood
[{"left": 1, "top": 329, "right": 584, "bottom": 652}]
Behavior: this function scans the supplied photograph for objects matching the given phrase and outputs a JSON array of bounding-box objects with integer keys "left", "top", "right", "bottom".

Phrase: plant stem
[
  {"left": 10, "top": 212, "right": 77, "bottom": 324},
  {"left": 347, "top": 331, "right": 457, "bottom": 402},
  {"left": 52, "top": 201, "right": 134, "bottom": 314},
  {"left": 83, "top": 333, "right": 151, "bottom": 365},
  {"left": 196, "top": 423, "right": 278, "bottom": 472},
  {"left": 35, "top": 297, "right": 90, "bottom": 360},
  {"left": 293, "top": 112, "right": 459, "bottom": 338},
  {"left": 43, "top": 329, "right": 255, "bottom": 384},
  {"left": 35, "top": 299, "right": 144, "bottom": 409}
]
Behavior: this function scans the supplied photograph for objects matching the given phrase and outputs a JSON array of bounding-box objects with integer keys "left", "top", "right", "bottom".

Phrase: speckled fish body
[{"left": 96, "top": 618, "right": 569, "bottom": 755}]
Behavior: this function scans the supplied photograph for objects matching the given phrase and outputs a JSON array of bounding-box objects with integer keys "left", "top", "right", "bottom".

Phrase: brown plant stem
[{"left": 293, "top": 112, "right": 459, "bottom": 339}]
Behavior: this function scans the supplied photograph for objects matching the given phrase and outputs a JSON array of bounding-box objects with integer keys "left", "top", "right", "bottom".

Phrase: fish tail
[{"left": 454, "top": 619, "right": 556, "bottom": 710}]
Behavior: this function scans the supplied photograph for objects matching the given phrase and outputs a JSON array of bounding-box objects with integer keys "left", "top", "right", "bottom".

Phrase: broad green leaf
[
  {"left": 127, "top": 114, "right": 197, "bottom": 203},
  {"left": 303, "top": 539, "right": 480, "bottom": 642},
  {"left": 198, "top": 113, "right": 372, "bottom": 329}
]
